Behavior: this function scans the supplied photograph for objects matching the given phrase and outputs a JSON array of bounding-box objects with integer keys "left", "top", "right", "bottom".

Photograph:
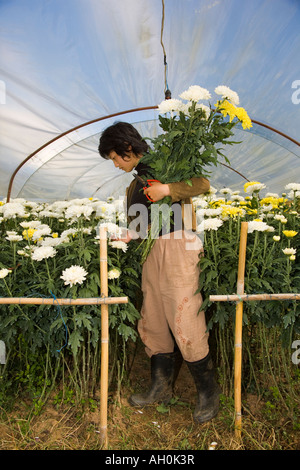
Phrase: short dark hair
[{"left": 98, "top": 121, "right": 149, "bottom": 159}]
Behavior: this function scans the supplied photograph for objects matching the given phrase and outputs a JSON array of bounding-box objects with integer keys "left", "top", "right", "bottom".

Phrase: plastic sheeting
[{"left": 0, "top": 0, "right": 299, "bottom": 201}]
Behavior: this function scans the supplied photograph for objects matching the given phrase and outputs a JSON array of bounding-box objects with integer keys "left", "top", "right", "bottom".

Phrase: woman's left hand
[{"left": 144, "top": 181, "right": 170, "bottom": 202}]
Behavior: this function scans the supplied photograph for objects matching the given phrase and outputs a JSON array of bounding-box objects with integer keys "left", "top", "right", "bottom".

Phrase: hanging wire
[{"left": 160, "top": 0, "right": 171, "bottom": 99}]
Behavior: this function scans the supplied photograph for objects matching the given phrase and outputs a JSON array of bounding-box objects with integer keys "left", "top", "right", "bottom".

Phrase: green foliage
[
  {"left": 141, "top": 102, "right": 237, "bottom": 185},
  {"left": 0, "top": 198, "right": 142, "bottom": 397},
  {"left": 137, "top": 96, "right": 249, "bottom": 262},
  {"left": 198, "top": 190, "right": 300, "bottom": 343}
]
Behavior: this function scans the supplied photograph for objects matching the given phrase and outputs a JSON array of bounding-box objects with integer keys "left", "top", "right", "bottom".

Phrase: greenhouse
[{"left": 0, "top": 0, "right": 299, "bottom": 452}]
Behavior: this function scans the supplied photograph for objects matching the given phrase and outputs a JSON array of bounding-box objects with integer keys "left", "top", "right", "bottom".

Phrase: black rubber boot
[
  {"left": 186, "top": 353, "right": 220, "bottom": 424},
  {"left": 128, "top": 350, "right": 183, "bottom": 407}
]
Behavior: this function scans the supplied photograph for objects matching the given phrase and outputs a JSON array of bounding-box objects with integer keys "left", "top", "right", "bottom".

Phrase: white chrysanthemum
[
  {"left": 285, "top": 183, "right": 300, "bottom": 192},
  {"left": 0, "top": 268, "right": 10, "bottom": 278},
  {"left": 60, "top": 228, "right": 77, "bottom": 239},
  {"left": 24, "top": 201, "right": 38, "bottom": 209},
  {"left": 94, "top": 201, "right": 117, "bottom": 218},
  {"left": 38, "top": 236, "right": 64, "bottom": 247},
  {"left": 32, "top": 224, "right": 52, "bottom": 241},
  {"left": 60, "top": 265, "right": 88, "bottom": 287},
  {"left": 197, "top": 218, "right": 223, "bottom": 232},
  {"left": 193, "top": 197, "right": 208, "bottom": 209},
  {"left": 31, "top": 246, "right": 57, "bottom": 261},
  {"left": 274, "top": 214, "right": 287, "bottom": 224},
  {"left": 20, "top": 220, "right": 42, "bottom": 228},
  {"left": 48, "top": 200, "right": 72, "bottom": 212},
  {"left": 97, "top": 222, "right": 123, "bottom": 238},
  {"left": 282, "top": 247, "right": 297, "bottom": 256},
  {"left": 179, "top": 85, "right": 211, "bottom": 102},
  {"left": 219, "top": 188, "right": 233, "bottom": 195},
  {"left": 231, "top": 195, "right": 244, "bottom": 202},
  {"left": 207, "top": 186, "right": 218, "bottom": 195},
  {"left": 2, "top": 202, "right": 27, "bottom": 219},
  {"left": 215, "top": 85, "right": 240, "bottom": 105},
  {"left": 109, "top": 240, "right": 128, "bottom": 252},
  {"left": 108, "top": 268, "right": 121, "bottom": 280},
  {"left": 158, "top": 98, "right": 184, "bottom": 114},
  {"left": 17, "top": 250, "right": 29, "bottom": 257},
  {"left": 39, "top": 210, "right": 61, "bottom": 218},
  {"left": 196, "top": 208, "right": 223, "bottom": 217},
  {"left": 247, "top": 221, "right": 274, "bottom": 233},
  {"left": 244, "top": 182, "right": 266, "bottom": 194},
  {"left": 195, "top": 103, "right": 211, "bottom": 118},
  {"left": 5, "top": 234, "right": 23, "bottom": 242},
  {"left": 65, "top": 204, "right": 94, "bottom": 220},
  {"left": 260, "top": 204, "right": 274, "bottom": 213},
  {"left": 287, "top": 190, "right": 300, "bottom": 199}
]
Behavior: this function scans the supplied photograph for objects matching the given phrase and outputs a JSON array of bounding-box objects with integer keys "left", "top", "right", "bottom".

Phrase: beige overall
[
  {"left": 138, "top": 230, "right": 209, "bottom": 362},
  {"left": 126, "top": 174, "right": 210, "bottom": 363}
]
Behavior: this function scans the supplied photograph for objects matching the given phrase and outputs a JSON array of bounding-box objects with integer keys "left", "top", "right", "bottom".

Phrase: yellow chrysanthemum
[
  {"left": 215, "top": 100, "right": 252, "bottom": 129},
  {"left": 209, "top": 199, "right": 225, "bottom": 207},
  {"left": 22, "top": 228, "right": 36, "bottom": 240},
  {"left": 282, "top": 230, "right": 298, "bottom": 238},
  {"left": 245, "top": 209, "right": 258, "bottom": 215},
  {"left": 260, "top": 197, "right": 279, "bottom": 208},
  {"left": 234, "top": 106, "right": 252, "bottom": 129},
  {"left": 216, "top": 99, "right": 237, "bottom": 122},
  {"left": 239, "top": 201, "right": 249, "bottom": 206},
  {"left": 221, "top": 206, "right": 244, "bottom": 218}
]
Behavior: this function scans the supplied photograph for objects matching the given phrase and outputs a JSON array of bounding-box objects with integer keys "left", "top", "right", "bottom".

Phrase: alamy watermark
[
  {"left": 292, "top": 340, "right": 300, "bottom": 365},
  {"left": 96, "top": 198, "right": 204, "bottom": 251},
  {"left": 291, "top": 80, "right": 300, "bottom": 104}
]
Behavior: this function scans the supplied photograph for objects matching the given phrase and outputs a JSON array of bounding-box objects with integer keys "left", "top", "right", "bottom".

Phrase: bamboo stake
[
  {"left": 0, "top": 297, "right": 128, "bottom": 305},
  {"left": 99, "top": 226, "right": 109, "bottom": 448},
  {"left": 234, "top": 221, "right": 248, "bottom": 438},
  {"left": 209, "top": 293, "right": 300, "bottom": 302}
]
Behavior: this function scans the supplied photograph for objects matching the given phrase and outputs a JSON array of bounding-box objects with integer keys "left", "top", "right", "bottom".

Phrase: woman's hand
[{"left": 143, "top": 182, "right": 170, "bottom": 202}]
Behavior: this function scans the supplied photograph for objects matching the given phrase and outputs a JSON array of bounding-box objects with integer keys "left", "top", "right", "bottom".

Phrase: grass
[
  {"left": 0, "top": 391, "right": 298, "bottom": 450},
  {"left": 0, "top": 342, "right": 299, "bottom": 451}
]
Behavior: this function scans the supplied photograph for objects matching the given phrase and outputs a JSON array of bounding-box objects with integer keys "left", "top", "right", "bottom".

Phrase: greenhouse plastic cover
[{"left": 0, "top": 0, "right": 299, "bottom": 202}]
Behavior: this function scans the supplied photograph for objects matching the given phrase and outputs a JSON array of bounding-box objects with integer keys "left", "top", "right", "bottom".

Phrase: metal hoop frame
[{"left": 6, "top": 105, "right": 300, "bottom": 202}]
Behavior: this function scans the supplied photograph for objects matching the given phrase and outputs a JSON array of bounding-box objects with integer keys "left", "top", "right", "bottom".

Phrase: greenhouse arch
[{"left": 6, "top": 106, "right": 300, "bottom": 203}]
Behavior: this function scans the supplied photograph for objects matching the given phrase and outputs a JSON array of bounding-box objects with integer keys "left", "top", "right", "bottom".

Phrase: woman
[{"left": 98, "top": 121, "right": 220, "bottom": 424}]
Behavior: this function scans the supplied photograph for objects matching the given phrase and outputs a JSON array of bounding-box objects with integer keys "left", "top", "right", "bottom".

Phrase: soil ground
[{"left": 0, "top": 340, "right": 299, "bottom": 451}]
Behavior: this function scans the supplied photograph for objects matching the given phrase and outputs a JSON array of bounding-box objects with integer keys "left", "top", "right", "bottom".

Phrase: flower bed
[
  {"left": 195, "top": 182, "right": 300, "bottom": 339},
  {"left": 0, "top": 182, "right": 299, "bottom": 400}
]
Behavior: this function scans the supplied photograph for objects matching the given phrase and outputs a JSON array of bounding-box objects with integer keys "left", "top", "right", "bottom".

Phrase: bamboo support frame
[
  {"left": 234, "top": 221, "right": 248, "bottom": 438},
  {"left": 0, "top": 225, "right": 127, "bottom": 448},
  {"left": 209, "top": 222, "right": 299, "bottom": 440},
  {"left": 99, "top": 226, "right": 109, "bottom": 448},
  {"left": 0, "top": 297, "right": 128, "bottom": 305},
  {"left": 209, "top": 293, "right": 300, "bottom": 302}
]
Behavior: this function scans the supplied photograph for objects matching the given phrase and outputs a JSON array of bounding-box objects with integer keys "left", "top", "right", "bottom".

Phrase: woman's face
[{"left": 108, "top": 150, "right": 140, "bottom": 173}]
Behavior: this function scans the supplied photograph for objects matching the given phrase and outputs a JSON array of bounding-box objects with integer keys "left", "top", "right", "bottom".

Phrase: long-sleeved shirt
[{"left": 126, "top": 161, "right": 210, "bottom": 238}]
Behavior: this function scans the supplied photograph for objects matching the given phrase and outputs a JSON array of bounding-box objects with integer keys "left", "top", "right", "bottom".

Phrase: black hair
[{"left": 98, "top": 121, "right": 149, "bottom": 160}]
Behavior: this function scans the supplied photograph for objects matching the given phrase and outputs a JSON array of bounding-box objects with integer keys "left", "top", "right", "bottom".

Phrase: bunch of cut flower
[{"left": 138, "top": 84, "right": 252, "bottom": 262}]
